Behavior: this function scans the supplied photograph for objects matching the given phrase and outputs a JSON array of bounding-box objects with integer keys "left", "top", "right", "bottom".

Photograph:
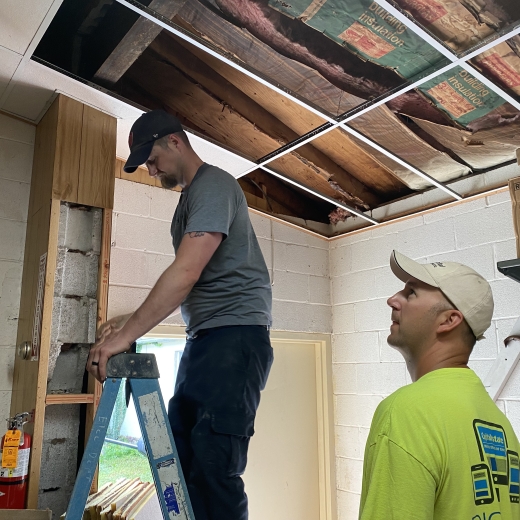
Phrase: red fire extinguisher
[{"left": 0, "top": 412, "right": 31, "bottom": 509}]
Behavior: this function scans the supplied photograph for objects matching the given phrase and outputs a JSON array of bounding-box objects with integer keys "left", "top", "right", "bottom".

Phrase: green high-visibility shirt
[{"left": 360, "top": 368, "right": 520, "bottom": 520}]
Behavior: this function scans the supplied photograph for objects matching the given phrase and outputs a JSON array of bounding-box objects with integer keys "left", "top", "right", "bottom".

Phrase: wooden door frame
[{"left": 145, "top": 326, "right": 337, "bottom": 520}]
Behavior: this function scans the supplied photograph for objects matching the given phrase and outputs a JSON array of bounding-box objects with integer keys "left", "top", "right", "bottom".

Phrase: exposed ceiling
[{"left": 2, "top": 0, "right": 520, "bottom": 236}]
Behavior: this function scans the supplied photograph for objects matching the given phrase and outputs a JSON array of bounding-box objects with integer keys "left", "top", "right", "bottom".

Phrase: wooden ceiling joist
[
  {"left": 164, "top": 23, "right": 409, "bottom": 198},
  {"left": 239, "top": 169, "right": 333, "bottom": 223},
  {"left": 122, "top": 49, "right": 375, "bottom": 210},
  {"left": 149, "top": 33, "right": 381, "bottom": 208},
  {"left": 93, "top": 0, "right": 187, "bottom": 86}
]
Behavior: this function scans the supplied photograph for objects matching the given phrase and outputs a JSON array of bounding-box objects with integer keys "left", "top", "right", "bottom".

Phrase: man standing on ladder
[{"left": 87, "top": 110, "right": 273, "bottom": 520}]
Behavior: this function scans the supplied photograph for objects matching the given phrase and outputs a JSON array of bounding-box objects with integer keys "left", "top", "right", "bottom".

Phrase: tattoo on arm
[{"left": 188, "top": 231, "right": 206, "bottom": 238}]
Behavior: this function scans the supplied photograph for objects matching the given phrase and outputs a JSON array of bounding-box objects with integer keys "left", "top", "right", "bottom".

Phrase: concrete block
[
  {"left": 335, "top": 394, "right": 383, "bottom": 428},
  {"left": 91, "top": 207, "right": 102, "bottom": 255},
  {"left": 423, "top": 197, "right": 486, "bottom": 224},
  {"left": 505, "top": 400, "right": 520, "bottom": 435},
  {"left": 333, "top": 363, "right": 357, "bottom": 394},
  {"left": 0, "top": 113, "right": 35, "bottom": 144},
  {"left": 373, "top": 266, "right": 402, "bottom": 300},
  {"left": 51, "top": 297, "right": 97, "bottom": 344},
  {"left": 249, "top": 211, "right": 272, "bottom": 239},
  {"left": 330, "top": 244, "right": 352, "bottom": 278},
  {"left": 0, "top": 262, "right": 23, "bottom": 342},
  {"left": 359, "top": 426, "right": 370, "bottom": 451},
  {"left": 332, "top": 270, "right": 375, "bottom": 305},
  {"left": 107, "top": 285, "right": 149, "bottom": 319},
  {"left": 271, "top": 301, "right": 331, "bottom": 333},
  {"left": 308, "top": 274, "right": 330, "bottom": 305},
  {"left": 114, "top": 213, "right": 174, "bottom": 255},
  {"left": 333, "top": 304, "right": 356, "bottom": 334},
  {"left": 427, "top": 243, "right": 496, "bottom": 282},
  {"left": 145, "top": 252, "right": 174, "bottom": 287},
  {"left": 0, "top": 140, "right": 33, "bottom": 184},
  {"left": 494, "top": 239, "right": 517, "bottom": 279},
  {"left": 350, "top": 233, "right": 398, "bottom": 272},
  {"left": 162, "top": 312, "right": 186, "bottom": 326},
  {"left": 150, "top": 184, "right": 181, "bottom": 221},
  {"left": 0, "top": 219, "right": 26, "bottom": 262},
  {"left": 498, "top": 362, "right": 520, "bottom": 399},
  {"left": 455, "top": 203, "right": 515, "bottom": 249},
  {"left": 397, "top": 218, "right": 456, "bottom": 259},
  {"left": 355, "top": 298, "right": 391, "bottom": 332},
  {"left": 0, "top": 178, "right": 30, "bottom": 222},
  {"left": 379, "top": 331, "right": 403, "bottom": 362},
  {"left": 0, "top": 347, "right": 15, "bottom": 391},
  {"left": 335, "top": 425, "right": 363, "bottom": 460},
  {"left": 108, "top": 247, "right": 148, "bottom": 287},
  {"left": 286, "top": 244, "right": 328, "bottom": 276},
  {"left": 496, "top": 399, "right": 506, "bottom": 414},
  {"left": 332, "top": 332, "right": 379, "bottom": 363},
  {"left": 371, "top": 214, "right": 424, "bottom": 237},
  {"left": 467, "top": 359, "right": 495, "bottom": 383},
  {"left": 305, "top": 231, "right": 329, "bottom": 250},
  {"left": 336, "top": 457, "right": 363, "bottom": 494},
  {"left": 470, "top": 322, "right": 498, "bottom": 360},
  {"left": 336, "top": 489, "right": 361, "bottom": 520},
  {"left": 113, "top": 178, "right": 151, "bottom": 216},
  {"left": 486, "top": 190, "right": 510, "bottom": 206},
  {"left": 273, "top": 220, "right": 310, "bottom": 246},
  {"left": 272, "top": 270, "right": 309, "bottom": 303},
  {"left": 0, "top": 391, "right": 11, "bottom": 425},
  {"left": 356, "top": 362, "right": 407, "bottom": 395},
  {"left": 489, "top": 278, "right": 520, "bottom": 319},
  {"left": 272, "top": 241, "right": 288, "bottom": 271},
  {"left": 55, "top": 250, "right": 99, "bottom": 298},
  {"left": 47, "top": 345, "right": 89, "bottom": 393},
  {"left": 496, "top": 318, "right": 518, "bottom": 345},
  {"left": 257, "top": 238, "right": 273, "bottom": 271},
  {"left": 59, "top": 204, "right": 100, "bottom": 253},
  {"left": 38, "top": 405, "right": 81, "bottom": 516}
]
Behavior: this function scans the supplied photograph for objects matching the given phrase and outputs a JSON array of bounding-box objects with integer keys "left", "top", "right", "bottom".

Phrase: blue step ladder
[{"left": 65, "top": 350, "right": 196, "bottom": 520}]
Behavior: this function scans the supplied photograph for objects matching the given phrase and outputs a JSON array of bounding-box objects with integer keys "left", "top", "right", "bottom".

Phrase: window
[{"left": 98, "top": 336, "right": 185, "bottom": 486}]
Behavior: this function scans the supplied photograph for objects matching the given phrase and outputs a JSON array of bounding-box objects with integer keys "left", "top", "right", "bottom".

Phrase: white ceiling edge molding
[{"left": 330, "top": 162, "right": 520, "bottom": 237}]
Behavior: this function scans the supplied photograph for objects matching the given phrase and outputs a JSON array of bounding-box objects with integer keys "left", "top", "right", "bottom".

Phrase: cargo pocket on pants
[{"left": 211, "top": 412, "right": 255, "bottom": 477}]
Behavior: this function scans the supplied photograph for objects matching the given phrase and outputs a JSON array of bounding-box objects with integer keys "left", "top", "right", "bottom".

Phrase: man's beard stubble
[{"left": 160, "top": 173, "right": 179, "bottom": 190}]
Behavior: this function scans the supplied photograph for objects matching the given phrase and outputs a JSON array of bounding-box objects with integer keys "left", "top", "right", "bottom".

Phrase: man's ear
[
  {"left": 168, "top": 133, "right": 182, "bottom": 148},
  {"left": 437, "top": 309, "right": 464, "bottom": 335}
]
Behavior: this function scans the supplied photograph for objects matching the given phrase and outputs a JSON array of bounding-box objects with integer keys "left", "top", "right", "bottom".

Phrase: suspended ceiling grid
[{"left": 19, "top": 1, "right": 520, "bottom": 235}]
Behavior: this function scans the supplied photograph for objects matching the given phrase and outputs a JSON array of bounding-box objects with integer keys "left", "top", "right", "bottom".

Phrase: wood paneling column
[{"left": 11, "top": 94, "right": 116, "bottom": 507}]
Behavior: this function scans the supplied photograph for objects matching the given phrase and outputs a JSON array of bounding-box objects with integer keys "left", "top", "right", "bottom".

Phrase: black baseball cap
[{"left": 124, "top": 110, "right": 184, "bottom": 173}]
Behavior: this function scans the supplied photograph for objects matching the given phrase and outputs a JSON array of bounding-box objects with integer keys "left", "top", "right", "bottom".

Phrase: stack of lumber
[{"left": 61, "top": 478, "right": 162, "bottom": 520}]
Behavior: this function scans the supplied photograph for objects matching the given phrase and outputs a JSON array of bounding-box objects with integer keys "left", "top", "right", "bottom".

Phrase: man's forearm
[{"left": 117, "top": 261, "right": 197, "bottom": 344}]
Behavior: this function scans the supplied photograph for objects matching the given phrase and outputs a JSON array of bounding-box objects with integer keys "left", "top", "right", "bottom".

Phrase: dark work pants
[{"left": 167, "top": 325, "right": 273, "bottom": 520}]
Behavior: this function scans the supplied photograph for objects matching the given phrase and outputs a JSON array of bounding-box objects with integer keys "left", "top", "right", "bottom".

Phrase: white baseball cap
[{"left": 390, "top": 250, "right": 494, "bottom": 340}]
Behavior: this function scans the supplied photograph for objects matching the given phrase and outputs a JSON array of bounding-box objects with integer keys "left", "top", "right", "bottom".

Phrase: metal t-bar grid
[{"left": 115, "top": 0, "right": 520, "bottom": 209}]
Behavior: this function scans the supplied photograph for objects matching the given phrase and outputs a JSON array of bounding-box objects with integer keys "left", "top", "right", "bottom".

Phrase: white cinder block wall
[
  {"left": 330, "top": 190, "right": 520, "bottom": 519},
  {"left": 0, "top": 114, "right": 34, "bottom": 421},
  {"left": 108, "top": 179, "right": 332, "bottom": 333}
]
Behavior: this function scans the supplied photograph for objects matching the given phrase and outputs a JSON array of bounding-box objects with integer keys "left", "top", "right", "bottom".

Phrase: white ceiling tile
[
  {"left": 0, "top": 0, "right": 56, "bottom": 55},
  {"left": 0, "top": 46, "right": 22, "bottom": 98}
]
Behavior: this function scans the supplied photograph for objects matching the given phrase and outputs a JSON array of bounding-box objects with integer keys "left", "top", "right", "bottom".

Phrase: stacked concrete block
[
  {"left": 37, "top": 404, "right": 81, "bottom": 517},
  {"left": 40, "top": 203, "right": 102, "bottom": 519},
  {"left": 48, "top": 203, "right": 101, "bottom": 382}
]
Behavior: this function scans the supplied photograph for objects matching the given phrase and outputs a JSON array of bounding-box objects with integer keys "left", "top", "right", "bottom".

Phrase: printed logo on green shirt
[{"left": 472, "top": 419, "right": 520, "bottom": 507}]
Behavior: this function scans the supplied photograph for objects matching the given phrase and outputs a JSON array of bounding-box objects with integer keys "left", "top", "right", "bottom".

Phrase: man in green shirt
[{"left": 359, "top": 250, "right": 520, "bottom": 519}]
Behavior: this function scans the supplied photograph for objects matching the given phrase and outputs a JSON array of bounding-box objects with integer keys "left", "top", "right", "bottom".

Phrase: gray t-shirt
[{"left": 171, "top": 163, "right": 272, "bottom": 334}]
